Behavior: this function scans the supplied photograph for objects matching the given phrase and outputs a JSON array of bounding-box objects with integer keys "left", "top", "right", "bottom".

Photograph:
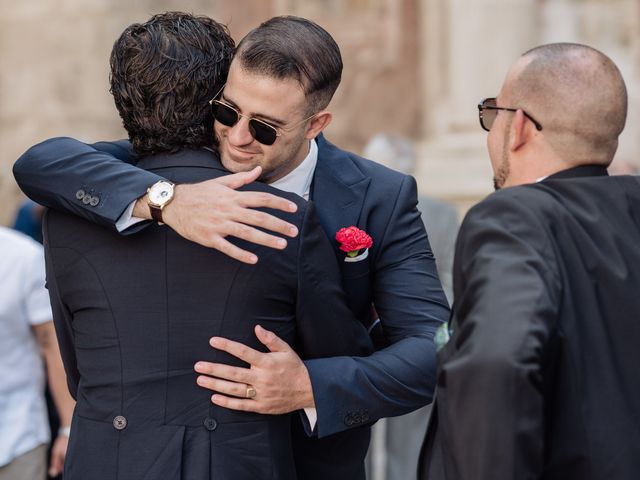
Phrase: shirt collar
[{"left": 270, "top": 139, "right": 318, "bottom": 200}]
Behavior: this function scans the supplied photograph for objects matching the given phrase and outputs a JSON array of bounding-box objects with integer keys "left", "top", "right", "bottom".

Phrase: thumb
[
  {"left": 255, "top": 325, "right": 291, "bottom": 353},
  {"left": 216, "top": 166, "right": 262, "bottom": 189}
]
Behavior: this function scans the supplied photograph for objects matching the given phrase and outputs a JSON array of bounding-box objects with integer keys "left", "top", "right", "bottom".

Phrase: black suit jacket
[
  {"left": 419, "top": 166, "right": 640, "bottom": 480},
  {"left": 15, "top": 135, "right": 450, "bottom": 480},
  {"left": 43, "top": 149, "right": 371, "bottom": 480}
]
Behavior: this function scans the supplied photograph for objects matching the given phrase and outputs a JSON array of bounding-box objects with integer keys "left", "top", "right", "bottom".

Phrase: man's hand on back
[
  {"left": 194, "top": 325, "right": 315, "bottom": 414},
  {"left": 134, "top": 166, "right": 299, "bottom": 264}
]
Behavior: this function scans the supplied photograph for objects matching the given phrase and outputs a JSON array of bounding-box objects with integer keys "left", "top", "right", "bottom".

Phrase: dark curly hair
[{"left": 109, "top": 12, "right": 235, "bottom": 156}]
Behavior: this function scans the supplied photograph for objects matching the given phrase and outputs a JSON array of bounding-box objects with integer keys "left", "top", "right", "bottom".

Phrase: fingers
[
  {"left": 237, "top": 190, "right": 298, "bottom": 214},
  {"left": 161, "top": 175, "right": 301, "bottom": 263},
  {"left": 194, "top": 361, "right": 253, "bottom": 384},
  {"left": 225, "top": 220, "right": 289, "bottom": 249},
  {"left": 255, "top": 325, "right": 292, "bottom": 353},
  {"left": 211, "top": 394, "right": 261, "bottom": 413},
  {"left": 215, "top": 166, "right": 262, "bottom": 189},
  {"left": 215, "top": 175, "right": 299, "bottom": 217},
  {"left": 210, "top": 236, "right": 258, "bottom": 264},
  {"left": 209, "top": 337, "right": 265, "bottom": 365},
  {"left": 49, "top": 454, "right": 63, "bottom": 477},
  {"left": 48, "top": 438, "right": 67, "bottom": 476},
  {"left": 231, "top": 204, "right": 299, "bottom": 238},
  {"left": 196, "top": 375, "right": 249, "bottom": 398}
]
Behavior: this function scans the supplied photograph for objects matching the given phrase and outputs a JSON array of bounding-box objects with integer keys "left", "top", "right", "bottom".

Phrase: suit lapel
[{"left": 311, "top": 135, "right": 370, "bottom": 256}]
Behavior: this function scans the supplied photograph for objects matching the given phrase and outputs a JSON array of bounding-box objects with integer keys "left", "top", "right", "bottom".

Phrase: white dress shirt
[{"left": 0, "top": 227, "right": 52, "bottom": 467}]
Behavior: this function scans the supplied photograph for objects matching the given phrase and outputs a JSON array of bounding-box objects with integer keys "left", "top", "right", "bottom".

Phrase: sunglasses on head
[{"left": 209, "top": 85, "right": 317, "bottom": 146}]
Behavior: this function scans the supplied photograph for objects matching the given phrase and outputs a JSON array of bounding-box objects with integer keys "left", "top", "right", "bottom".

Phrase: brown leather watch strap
[{"left": 150, "top": 205, "right": 164, "bottom": 223}]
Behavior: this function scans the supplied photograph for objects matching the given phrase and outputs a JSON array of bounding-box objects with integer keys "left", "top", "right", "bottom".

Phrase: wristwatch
[{"left": 147, "top": 180, "right": 175, "bottom": 224}]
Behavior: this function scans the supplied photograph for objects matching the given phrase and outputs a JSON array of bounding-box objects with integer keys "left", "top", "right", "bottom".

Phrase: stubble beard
[
  {"left": 493, "top": 125, "right": 512, "bottom": 191},
  {"left": 493, "top": 155, "right": 510, "bottom": 190}
]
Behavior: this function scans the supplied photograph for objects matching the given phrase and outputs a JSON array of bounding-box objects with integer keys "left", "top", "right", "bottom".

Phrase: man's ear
[
  {"left": 510, "top": 109, "right": 535, "bottom": 152},
  {"left": 305, "top": 111, "right": 332, "bottom": 139}
]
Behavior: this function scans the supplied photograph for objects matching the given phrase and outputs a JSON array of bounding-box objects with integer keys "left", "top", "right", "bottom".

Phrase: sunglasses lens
[
  {"left": 212, "top": 102, "right": 238, "bottom": 127},
  {"left": 480, "top": 98, "right": 498, "bottom": 131},
  {"left": 212, "top": 100, "right": 278, "bottom": 145},
  {"left": 249, "top": 120, "right": 278, "bottom": 146}
]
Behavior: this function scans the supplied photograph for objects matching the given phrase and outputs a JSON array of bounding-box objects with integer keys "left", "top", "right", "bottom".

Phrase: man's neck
[{"left": 270, "top": 139, "right": 318, "bottom": 200}]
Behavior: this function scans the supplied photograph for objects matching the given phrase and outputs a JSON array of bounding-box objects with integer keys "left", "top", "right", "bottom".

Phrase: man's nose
[{"left": 227, "top": 117, "right": 254, "bottom": 147}]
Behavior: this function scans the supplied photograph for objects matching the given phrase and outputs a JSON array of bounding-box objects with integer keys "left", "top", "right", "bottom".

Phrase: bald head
[{"left": 505, "top": 43, "right": 627, "bottom": 166}]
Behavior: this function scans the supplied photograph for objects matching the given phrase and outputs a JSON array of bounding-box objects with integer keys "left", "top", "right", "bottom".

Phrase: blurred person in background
[
  {"left": 607, "top": 159, "right": 640, "bottom": 175},
  {"left": 10, "top": 199, "right": 62, "bottom": 480},
  {"left": 14, "top": 14, "right": 449, "bottom": 480},
  {"left": 362, "top": 133, "right": 458, "bottom": 480},
  {"left": 12, "top": 199, "right": 45, "bottom": 244},
  {"left": 363, "top": 133, "right": 458, "bottom": 304},
  {"left": 419, "top": 43, "right": 640, "bottom": 480},
  {"left": 0, "top": 226, "right": 74, "bottom": 479}
]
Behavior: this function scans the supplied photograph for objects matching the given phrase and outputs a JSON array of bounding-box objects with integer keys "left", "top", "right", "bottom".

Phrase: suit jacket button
[
  {"left": 113, "top": 415, "right": 127, "bottom": 430},
  {"left": 82, "top": 194, "right": 92, "bottom": 205},
  {"left": 203, "top": 417, "right": 217, "bottom": 431},
  {"left": 89, "top": 196, "right": 100, "bottom": 207},
  {"left": 75, "top": 189, "right": 86, "bottom": 200}
]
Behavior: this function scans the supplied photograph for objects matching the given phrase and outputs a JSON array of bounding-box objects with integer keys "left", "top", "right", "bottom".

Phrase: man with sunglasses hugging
[
  {"left": 419, "top": 44, "right": 640, "bottom": 480},
  {"left": 14, "top": 13, "right": 449, "bottom": 479},
  {"left": 16, "top": 13, "right": 375, "bottom": 479}
]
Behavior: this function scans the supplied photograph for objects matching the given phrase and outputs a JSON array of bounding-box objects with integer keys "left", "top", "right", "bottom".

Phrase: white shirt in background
[{"left": 0, "top": 227, "right": 53, "bottom": 467}]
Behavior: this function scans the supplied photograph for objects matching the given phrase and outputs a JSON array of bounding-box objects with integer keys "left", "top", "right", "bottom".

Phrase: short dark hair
[
  {"left": 110, "top": 12, "right": 235, "bottom": 156},
  {"left": 235, "top": 16, "right": 342, "bottom": 113}
]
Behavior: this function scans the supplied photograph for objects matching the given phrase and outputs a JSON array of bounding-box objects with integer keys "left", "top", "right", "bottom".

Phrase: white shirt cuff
[
  {"left": 304, "top": 407, "right": 318, "bottom": 432},
  {"left": 115, "top": 200, "right": 146, "bottom": 232}
]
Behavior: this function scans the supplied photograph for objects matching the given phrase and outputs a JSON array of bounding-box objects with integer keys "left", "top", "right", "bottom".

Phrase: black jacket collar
[
  {"left": 135, "top": 148, "right": 226, "bottom": 172},
  {"left": 546, "top": 164, "right": 609, "bottom": 180}
]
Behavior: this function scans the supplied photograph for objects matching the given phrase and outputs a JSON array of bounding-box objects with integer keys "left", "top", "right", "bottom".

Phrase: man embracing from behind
[
  {"left": 15, "top": 15, "right": 449, "bottom": 479},
  {"left": 37, "top": 12, "right": 371, "bottom": 479}
]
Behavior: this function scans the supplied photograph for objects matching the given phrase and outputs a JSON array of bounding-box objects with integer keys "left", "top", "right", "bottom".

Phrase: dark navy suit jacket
[
  {"left": 15, "top": 135, "right": 450, "bottom": 479},
  {"left": 41, "top": 148, "right": 371, "bottom": 479}
]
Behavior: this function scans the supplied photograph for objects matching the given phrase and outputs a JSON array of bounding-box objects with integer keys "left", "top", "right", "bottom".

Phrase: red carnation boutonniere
[{"left": 335, "top": 226, "right": 373, "bottom": 262}]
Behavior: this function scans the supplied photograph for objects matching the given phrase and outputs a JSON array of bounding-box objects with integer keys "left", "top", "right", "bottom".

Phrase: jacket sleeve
[
  {"left": 435, "top": 192, "right": 561, "bottom": 480},
  {"left": 13, "top": 137, "right": 162, "bottom": 231},
  {"left": 306, "top": 175, "right": 451, "bottom": 438},
  {"left": 295, "top": 202, "right": 373, "bottom": 359}
]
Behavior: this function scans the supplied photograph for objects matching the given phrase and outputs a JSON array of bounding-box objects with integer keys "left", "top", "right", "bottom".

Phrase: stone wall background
[{"left": 1, "top": 0, "right": 638, "bottom": 224}]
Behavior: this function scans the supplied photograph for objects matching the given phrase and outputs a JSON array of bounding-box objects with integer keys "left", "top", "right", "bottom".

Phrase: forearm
[
  {"left": 14, "top": 137, "right": 160, "bottom": 229},
  {"left": 44, "top": 346, "right": 75, "bottom": 427},
  {"left": 35, "top": 323, "right": 75, "bottom": 426},
  {"left": 306, "top": 335, "right": 436, "bottom": 438}
]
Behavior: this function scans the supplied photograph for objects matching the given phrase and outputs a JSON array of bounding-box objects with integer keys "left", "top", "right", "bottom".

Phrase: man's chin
[{"left": 221, "top": 157, "right": 257, "bottom": 174}]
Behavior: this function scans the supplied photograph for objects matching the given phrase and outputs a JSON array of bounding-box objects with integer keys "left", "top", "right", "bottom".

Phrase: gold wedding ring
[{"left": 246, "top": 386, "right": 257, "bottom": 399}]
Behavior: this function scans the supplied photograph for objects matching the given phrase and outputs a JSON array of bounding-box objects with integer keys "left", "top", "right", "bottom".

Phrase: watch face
[{"left": 148, "top": 182, "right": 174, "bottom": 206}]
